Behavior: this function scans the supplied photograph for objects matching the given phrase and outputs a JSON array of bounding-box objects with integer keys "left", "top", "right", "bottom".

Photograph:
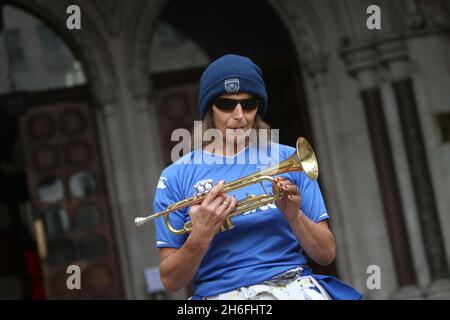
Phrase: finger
[
  {"left": 276, "top": 179, "right": 296, "bottom": 190},
  {"left": 188, "top": 203, "right": 199, "bottom": 216},
  {"left": 210, "top": 194, "right": 227, "bottom": 211},
  {"left": 221, "top": 196, "right": 237, "bottom": 216},
  {"left": 275, "top": 178, "right": 295, "bottom": 191},
  {"left": 201, "top": 180, "right": 225, "bottom": 206},
  {"left": 278, "top": 194, "right": 301, "bottom": 203},
  {"left": 274, "top": 179, "right": 291, "bottom": 194},
  {"left": 275, "top": 176, "right": 288, "bottom": 182},
  {"left": 217, "top": 197, "right": 236, "bottom": 222},
  {"left": 277, "top": 190, "right": 302, "bottom": 205},
  {"left": 190, "top": 203, "right": 200, "bottom": 210},
  {"left": 279, "top": 183, "right": 299, "bottom": 194},
  {"left": 276, "top": 178, "right": 294, "bottom": 185}
]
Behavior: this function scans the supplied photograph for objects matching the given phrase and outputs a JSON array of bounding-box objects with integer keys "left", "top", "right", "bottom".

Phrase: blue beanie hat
[{"left": 198, "top": 54, "right": 268, "bottom": 119}]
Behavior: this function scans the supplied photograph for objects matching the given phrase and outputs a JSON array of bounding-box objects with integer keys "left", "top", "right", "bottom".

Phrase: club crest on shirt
[
  {"left": 224, "top": 78, "right": 240, "bottom": 93},
  {"left": 193, "top": 179, "right": 214, "bottom": 196}
]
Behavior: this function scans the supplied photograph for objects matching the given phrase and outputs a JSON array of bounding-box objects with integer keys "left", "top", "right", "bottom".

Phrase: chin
[{"left": 226, "top": 135, "right": 248, "bottom": 145}]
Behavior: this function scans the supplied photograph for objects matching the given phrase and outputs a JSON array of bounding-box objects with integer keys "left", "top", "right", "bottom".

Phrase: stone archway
[
  {"left": 4, "top": 0, "right": 118, "bottom": 100},
  {"left": 125, "top": 0, "right": 330, "bottom": 81},
  {"left": 125, "top": 0, "right": 346, "bottom": 299}
]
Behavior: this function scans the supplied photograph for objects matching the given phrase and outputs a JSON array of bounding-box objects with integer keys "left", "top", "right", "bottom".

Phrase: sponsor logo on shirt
[
  {"left": 193, "top": 179, "right": 214, "bottom": 196},
  {"left": 191, "top": 179, "right": 278, "bottom": 214},
  {"left": 157, "top": 177, "right": 168, "bottom": 189},
  {"left": 242, "top": 202, "right": 277, "bottom": 215},
  {"left": 156, "top": 241, "right": 168, "bottom": 245}
]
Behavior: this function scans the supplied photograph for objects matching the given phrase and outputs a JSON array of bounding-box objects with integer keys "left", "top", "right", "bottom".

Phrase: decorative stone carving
[
  {"left": 341, "top": 43, "right": 378, "bottom": 75},
  {"left": 402, "top": 0, "right": 450, "bottom": 30}
]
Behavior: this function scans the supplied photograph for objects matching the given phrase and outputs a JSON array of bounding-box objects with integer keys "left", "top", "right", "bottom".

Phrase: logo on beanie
[{"left": 224, "top": 79, "right": 240, "bottom": 94}]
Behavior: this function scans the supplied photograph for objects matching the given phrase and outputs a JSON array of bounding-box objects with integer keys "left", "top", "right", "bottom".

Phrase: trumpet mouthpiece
[{"left": 135, "top": 217, "right": 147, "bottom": 226}]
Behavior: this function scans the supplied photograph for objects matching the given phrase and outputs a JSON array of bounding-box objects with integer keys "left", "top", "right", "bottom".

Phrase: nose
[{"left": 232, "top": 104, "right": 244, "bottom": 120}]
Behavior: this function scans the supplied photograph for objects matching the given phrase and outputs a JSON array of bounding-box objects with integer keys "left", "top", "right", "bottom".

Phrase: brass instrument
[{"left": 134, "top": 137, "right": 318, "bottom": 234}]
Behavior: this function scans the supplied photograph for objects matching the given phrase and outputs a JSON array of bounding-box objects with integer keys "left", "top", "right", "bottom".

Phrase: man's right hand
[{"left": 189, "top": 180, "right": 237, "bottom": 243}]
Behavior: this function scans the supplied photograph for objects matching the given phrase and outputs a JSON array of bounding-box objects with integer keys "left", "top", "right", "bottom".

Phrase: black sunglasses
[{"left": 213, "top": 97, "right": 259, "bottom": 111}]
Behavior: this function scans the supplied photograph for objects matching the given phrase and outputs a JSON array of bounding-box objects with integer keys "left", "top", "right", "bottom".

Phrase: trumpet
[{"left": 135, "top": 137, "right": 318, "bottom": 234}]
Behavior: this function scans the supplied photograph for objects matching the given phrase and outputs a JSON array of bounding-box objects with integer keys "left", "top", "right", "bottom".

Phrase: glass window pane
[
  {"left": 149, "top": 21, "right": 209, "bottom": 74},
  {"left": 59, "top": 109, "right": 87, "bottom": 136},
  {"left": 26, "top": 113, "right": 55, "bottom": 141},
  {"left": 64, "top": 141, "right": 92, "bottom": 166},
  {"left": 5, "top": 29, "right": 26, "bottom": 65},
  {"left": 37, "top": 176, "right": 64, "bottom": 203},
  {"left": 45, "top": 208, "right": 70, "bottom": 237},
  {"left": 69, "top": 172, "right": 96, "bottom": 198},
  {"left": 0, "top": 5, "right": 86, "bottom": 95},
  {"left": 37, "top": 25, "right": 69, "bottom": 68},
  {"left": 33, "top": 145, "right": 59, "bottom": 171},
  {"left": 74, "top": 203, "right": 100, "bottom": 230},
  {"left": 84, "top": 266, "right": 111, "bottom": 290},
  {"left": 78, "top": 234, "right": 107, "bottom": 261}
]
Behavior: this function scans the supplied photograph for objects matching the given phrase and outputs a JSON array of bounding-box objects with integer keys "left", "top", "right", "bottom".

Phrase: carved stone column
[
  {"left": 342, "top": 44, "right": 422, "bottom": 299},
  {"left": 302, "top": 55, "right": 354, "bottom": 283},
  {"left": 92, "top": 81, "right": 135, "bottom": 299},
  {"left": 377, "top": 37, "right": 450, "bottom": 299}
]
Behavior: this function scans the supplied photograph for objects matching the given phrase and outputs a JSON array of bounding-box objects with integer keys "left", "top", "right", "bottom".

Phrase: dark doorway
[{"left": 152, "top": 0, "right": 313, "bottom": 162}]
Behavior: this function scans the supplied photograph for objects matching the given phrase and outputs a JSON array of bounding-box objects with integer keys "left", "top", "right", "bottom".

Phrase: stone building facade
[{"left": 0, "top": 0, "right": 449, "bottom": 300}]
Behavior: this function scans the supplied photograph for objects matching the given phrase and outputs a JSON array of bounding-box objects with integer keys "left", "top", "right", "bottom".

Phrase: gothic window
[{"left": 0, "top": 5, "right": 86, "bottom": 94}]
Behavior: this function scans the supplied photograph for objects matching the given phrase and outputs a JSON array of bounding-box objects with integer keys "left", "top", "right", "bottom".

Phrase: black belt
[{"left": 262, "top": 266, "right": 304, "bottom": 286}]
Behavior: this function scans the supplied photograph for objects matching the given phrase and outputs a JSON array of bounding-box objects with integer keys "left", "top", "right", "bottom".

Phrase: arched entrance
[
  {"left": 0, "top": 5, "right": 122, "bottom": 299},
  {"left": 150, "top": 0, "right": 313, "bottom": 164}
]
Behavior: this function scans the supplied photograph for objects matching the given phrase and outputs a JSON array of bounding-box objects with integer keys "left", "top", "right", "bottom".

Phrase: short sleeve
[
  {"left": 153, "top": 173, "right": 188, "bottom": 248},
  {"left": 298, "top": 173, "right": 329, "bottom": 223}
]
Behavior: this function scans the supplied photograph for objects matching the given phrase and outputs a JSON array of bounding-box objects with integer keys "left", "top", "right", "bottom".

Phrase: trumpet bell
[{"left": 296, "top": 137, "right": 319, "bottom": 180}]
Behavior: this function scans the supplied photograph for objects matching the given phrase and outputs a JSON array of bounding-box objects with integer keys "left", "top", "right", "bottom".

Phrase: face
[{"left": 210, "top": 92, "right": 259, "bottom": 144}]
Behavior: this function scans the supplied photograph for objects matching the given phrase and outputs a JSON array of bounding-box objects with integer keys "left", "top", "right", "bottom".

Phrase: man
[{"left": 153, "top": 54, "right": 361, "bottom": 300}]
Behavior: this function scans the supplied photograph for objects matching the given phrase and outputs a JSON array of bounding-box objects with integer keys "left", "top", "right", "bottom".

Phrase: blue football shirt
[{"left": 153, "top": 142, "right": 329, "bottom": 297}]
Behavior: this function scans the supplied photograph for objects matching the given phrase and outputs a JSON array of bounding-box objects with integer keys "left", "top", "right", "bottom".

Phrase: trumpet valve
[{"left": 220, "top": 217, "right": 235, "bottom": 231}]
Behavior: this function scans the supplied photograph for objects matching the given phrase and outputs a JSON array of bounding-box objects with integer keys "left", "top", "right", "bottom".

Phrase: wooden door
[{"left": 19, "top": 102, "right": 122, "bottom": 299}]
